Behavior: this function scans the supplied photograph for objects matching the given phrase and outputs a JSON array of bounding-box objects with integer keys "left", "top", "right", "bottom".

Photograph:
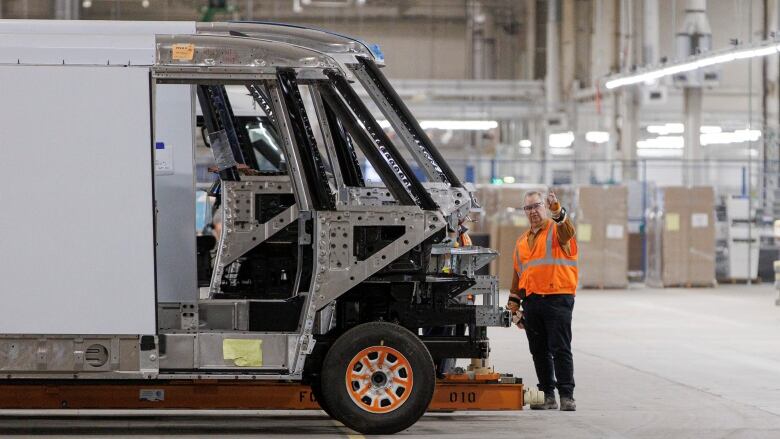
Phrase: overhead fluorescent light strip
[
  {"left": 700, "top": 129, "right": 761, "bottom": 145},
  {"left": 647, "top": 123, "right": 684, "bottom": 135},
  {"left": 549, "top": 131, "right": 574, "bottom": 148},
  {"left": 420, "top": 120, "right": 498, "bottom": 131},
  {"left": 637, "top": 136, "right": 685, "bottom": 149},
  {"left": 636, "top": 130, "right": 761, "bottom": 149},
  {"left": 549, "top": 148, "right": 574, "bottom": 156},
  {"left": 605, "top": 40, "right": 780, "bottom": 90},
  {"left": 585, "top": 131, "right": 610, "bottom": 143},
  {"left": 637, "top": 148, "right": 684, "bottom": 158},
  {"left": 377, "top": 120, "right": 498, "bottom": 131}
]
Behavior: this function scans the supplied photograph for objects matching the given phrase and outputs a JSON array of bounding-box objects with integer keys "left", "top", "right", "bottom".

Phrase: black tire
[
  {"left": 319, "top": 322, "right": 435, "bottom": 435},
  {"left": 311, "top": 380, "right": 341, "bottom": 421}
]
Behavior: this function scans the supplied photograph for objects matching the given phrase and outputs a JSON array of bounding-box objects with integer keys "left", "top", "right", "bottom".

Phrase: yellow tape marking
[{"left": 222, "top": 339, "right": 263, "bottom": 367}]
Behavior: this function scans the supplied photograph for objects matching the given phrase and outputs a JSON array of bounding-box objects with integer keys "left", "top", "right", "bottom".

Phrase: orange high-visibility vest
[
  {"left": 458, "top": 232, "right": 472, "bottom": 247},
  {"left": 513, "top": 220, "right": 578, "bottom": 296}
]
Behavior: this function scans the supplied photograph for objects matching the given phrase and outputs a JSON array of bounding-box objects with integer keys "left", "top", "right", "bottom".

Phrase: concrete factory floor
[{"left": 1, "top": 285, "right": 779, "bottom": 438}]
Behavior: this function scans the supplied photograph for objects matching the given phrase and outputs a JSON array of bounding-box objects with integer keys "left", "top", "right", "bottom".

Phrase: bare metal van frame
[{"left": 0, "top": 25, "right": 505, "bottom": 383}]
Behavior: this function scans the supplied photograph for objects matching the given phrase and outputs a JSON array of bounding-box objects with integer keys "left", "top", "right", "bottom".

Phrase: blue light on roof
[{"left": 369, "top": 44, "right": 385, "bottom": 63}]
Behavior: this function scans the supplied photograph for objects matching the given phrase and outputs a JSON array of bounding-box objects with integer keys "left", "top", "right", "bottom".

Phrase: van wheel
[
  {"left": 319, "top": 322, "right": 435, "bottom": 435},
  {"left": 311, "top": 380, "right": 340, "bottom": 421}
]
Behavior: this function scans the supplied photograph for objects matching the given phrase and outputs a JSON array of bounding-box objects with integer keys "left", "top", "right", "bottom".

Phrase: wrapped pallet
[
  {"left": 646, "top": 186, "right": 716, "bottom": 287},
  {"left": 575, "top": 186, "right": 629, "bottom": 288}
]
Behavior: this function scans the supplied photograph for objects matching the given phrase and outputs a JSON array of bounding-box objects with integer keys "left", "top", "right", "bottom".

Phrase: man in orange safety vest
[{"left": 507, "top": 190, "right": 577, "bottom": 411}]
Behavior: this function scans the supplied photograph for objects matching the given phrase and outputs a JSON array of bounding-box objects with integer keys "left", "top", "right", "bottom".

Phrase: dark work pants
[{"left": 522, "top": 294, "right": 575, "bottom": 397}]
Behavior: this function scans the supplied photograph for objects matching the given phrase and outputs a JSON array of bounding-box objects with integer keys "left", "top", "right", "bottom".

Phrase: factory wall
[{"left": 292, "top": 18, "right": 470, "bottom": 80}]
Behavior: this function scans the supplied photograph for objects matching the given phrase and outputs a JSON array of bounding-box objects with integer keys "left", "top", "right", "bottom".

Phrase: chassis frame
[{"left": 0, "top": 22, "right": 509, "bottom": 385}]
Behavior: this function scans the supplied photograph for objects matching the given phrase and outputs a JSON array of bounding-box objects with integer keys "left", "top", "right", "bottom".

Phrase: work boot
[
  {"left": 560, "top": 396, "right": 576, "bottom": 411},
  {"left": 530, "top": 392, "right": 558, "bottom": 410}
]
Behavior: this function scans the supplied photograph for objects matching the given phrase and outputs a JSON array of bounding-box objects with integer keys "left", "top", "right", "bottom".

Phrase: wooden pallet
[
  {"left": 717, "top": 277, "right": 762, "bottom": 284},
  {"left": 580, "top": 284, "right": 629, "bottom": 290},
  {"left": 658, "top": 281, "right": 718, "bottom": 288}
]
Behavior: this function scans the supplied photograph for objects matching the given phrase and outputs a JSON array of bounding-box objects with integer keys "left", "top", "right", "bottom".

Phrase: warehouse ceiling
[{"left": 1, "top": 0, "right": 526, "bottom": 23}]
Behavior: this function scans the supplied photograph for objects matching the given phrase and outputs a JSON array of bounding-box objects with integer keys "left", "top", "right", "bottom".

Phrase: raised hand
[{"left": 546, "top": 191, "right": 560, "bottom": 212}]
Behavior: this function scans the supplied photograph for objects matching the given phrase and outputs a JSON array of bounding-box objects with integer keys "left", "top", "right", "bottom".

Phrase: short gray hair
[{"left": 523, "top": 190, "right": 543, "bottom": 206}]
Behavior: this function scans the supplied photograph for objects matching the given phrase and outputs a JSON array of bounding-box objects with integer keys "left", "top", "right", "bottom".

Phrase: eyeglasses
[{"left": 523, "top": 202, "right": 543, "bottom": 212}]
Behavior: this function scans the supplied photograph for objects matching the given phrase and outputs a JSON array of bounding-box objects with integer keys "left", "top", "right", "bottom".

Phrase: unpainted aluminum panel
[
  {"left": 197, "top": 333, "right": 289, "bottom": 370},
  {"left": 0, "top": 19, "right": 195, "bottom": 35},
  {"left": 0, "top": 20, "right": 195, "bottom": 66},
  {"left": 0, "top": 65, "right": 156, "bottom": 334},
  {"left": 154, "top": 84, "right": 197, "bottom": 303},
  {"left": 0, "top": 34, "right": 157, "bottom": 65}
]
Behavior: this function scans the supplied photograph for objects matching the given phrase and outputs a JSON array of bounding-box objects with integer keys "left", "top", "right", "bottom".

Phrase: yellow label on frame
[
  {"left": 223, "top": 339, "right": 263, "bottom": 367},
  {"left": 665, "top": 213, "right": 680, "bottom": 232},
  {"left": 171, "top": 43, "right": 195, "bottom": 61},
  {"left": 578, "top": 223, "right": 592, "bottom": 242}
]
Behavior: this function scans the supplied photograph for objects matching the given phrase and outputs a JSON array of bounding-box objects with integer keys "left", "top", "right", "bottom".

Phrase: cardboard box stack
[
  {"left": 575, "top": 185, "right": 629, "bottom": 288},
  {"left": 489, "top": 209, "right": 530, "bottom": 289},
  {"left": 646, "top": 186, "right": 716, "bottom": 287}
]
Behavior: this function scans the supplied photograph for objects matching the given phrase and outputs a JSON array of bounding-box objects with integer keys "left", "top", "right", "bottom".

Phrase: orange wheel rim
[{"left": 345, "top": 345, "right": 413, "bottom": 414}]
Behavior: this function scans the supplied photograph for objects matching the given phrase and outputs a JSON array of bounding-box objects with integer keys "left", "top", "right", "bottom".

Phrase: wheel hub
[
  {"left": 371, "top": 371, "right": 388, "bottom": 387},
  {"left": 345, "top": 345, "right": 414, "bottom": 414}
]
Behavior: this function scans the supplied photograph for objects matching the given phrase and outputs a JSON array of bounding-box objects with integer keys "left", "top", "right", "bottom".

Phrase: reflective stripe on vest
[{"left": 515, "top": 221, "right": 577, "bottom": 274}]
